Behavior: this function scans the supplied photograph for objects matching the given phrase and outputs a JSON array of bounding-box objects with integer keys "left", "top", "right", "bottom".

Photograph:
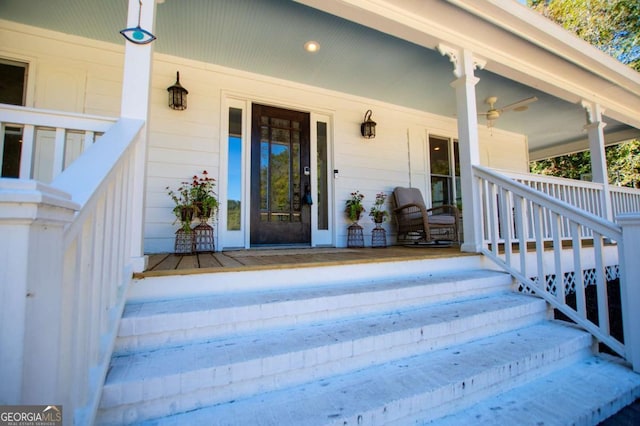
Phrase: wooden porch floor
[{"left": 139, "top": 245, "right": 474, "bottom": 278}]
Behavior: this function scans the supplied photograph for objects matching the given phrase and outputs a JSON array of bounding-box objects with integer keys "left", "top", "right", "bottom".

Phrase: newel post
[
  {"left": 617, "top": 213, "right": 640, "bottom": 373},
  {"left": 0, "top": 179, "right": 78, "bottom": 405}
]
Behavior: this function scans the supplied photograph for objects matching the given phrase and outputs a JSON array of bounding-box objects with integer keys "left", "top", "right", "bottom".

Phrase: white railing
[
  {"left": 504, "top": 169, "right": 640, "bottom": 219},
  {"left": 0, "top": 104, "right": 116, "bottom": 182},
  {"left": 474, "top": 165, "right": 639, "bottom": 372},
  {"left": 0, "top": 115, "right": 143, "bottom": 425},
  {"left": 53, "top": 118, "right": 143, "bottom": 425},
  {"left": 503, "top": 170, "right": 605, "bottom": 217},
  {"left": 611, "top": 185, "right": 640, "bottom": 218}
]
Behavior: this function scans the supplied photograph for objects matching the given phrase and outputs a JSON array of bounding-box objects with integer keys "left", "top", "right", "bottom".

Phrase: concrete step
[
  {"left": 425, "top": 354, "right": 640, "bottom": 426},
  {"left": 135, "top": 322, "right": 594, "bottom": 425},
  {"left": 98, "top": 292, "right": 546, "bottom": 424},
  {"left": 116, "top": 269, "right": 513, "bottom": 354}
]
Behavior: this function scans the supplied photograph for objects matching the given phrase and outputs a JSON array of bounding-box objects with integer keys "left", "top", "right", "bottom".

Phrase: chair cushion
[{"left": 428, "top": 215, "right": 455, "bottom": 225}]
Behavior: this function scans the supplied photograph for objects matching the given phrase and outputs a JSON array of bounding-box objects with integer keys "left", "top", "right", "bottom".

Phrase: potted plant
[
  {"left": 369, "top": 192, "right": 389, "bottom": 226},
  {"left": 166, "top": 180, "right": 196, "bottom": 233},
  {"left": 189, "top": 170, "right": 219, "bottom": 220},
  {"left": 345, "top": 190, "right": 365, "bottom": 223}
]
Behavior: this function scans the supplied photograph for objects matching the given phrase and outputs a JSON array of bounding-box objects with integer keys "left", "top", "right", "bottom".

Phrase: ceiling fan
[{"left": 479, "top": 96, "right": 538, "bottom": 126}]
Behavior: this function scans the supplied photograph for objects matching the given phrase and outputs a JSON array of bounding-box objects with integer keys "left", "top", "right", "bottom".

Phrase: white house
[{"left": 1, "top": 1, "right": 640, "bottom": 425}]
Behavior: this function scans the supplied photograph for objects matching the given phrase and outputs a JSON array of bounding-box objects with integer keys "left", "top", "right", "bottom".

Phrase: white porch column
[
  {"left": 617, "top": 213, "right": 640, "bottom": 373},
  {"left": 0, "top": 179, "right": 78, "bottom": 405},
  {"left": 439, "top": 45, "right": 485, "bottom": 252},
  {"left": 120, "top": 0, "right": 157, "bottom": 272},
  {"left": 582, "top": 100, "right": 613, "bottom": 221}
]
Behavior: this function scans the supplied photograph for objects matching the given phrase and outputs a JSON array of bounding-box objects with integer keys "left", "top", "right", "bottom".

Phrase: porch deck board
[
  {"left": 197, "top": 253, "right": 224, "bottom": 268},
  {"left": 140, "top": 245, "right": 469, "bottom": 277}
]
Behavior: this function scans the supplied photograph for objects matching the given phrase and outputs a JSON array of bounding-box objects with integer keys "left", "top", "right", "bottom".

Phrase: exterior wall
[{"left": 0, "top": 21, "right": 528, "bottom": 253}]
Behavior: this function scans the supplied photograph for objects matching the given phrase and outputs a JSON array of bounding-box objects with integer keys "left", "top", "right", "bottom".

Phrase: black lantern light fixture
[
  {"left": 167, "top": 71, "right": 188, "bottom": 111},
  {"left": 360, "top": 109, "right": 377, "bottom": 139}
]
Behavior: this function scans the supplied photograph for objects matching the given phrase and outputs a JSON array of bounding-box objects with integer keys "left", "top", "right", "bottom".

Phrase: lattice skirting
[{"left": 520, "top": 265, "right": 620, "bottom": 295}]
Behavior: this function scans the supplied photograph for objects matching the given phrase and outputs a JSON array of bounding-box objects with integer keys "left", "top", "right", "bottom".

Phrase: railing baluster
[
  {"left": 83, "top": 131, "right": 95, "bottom": 152},
  {"left": 488, "top": 181, "right": 499, "bottom": 256},
  {"left": 570, "top": 222, "right": 587, "bottom": 320},
  {"left": 20, "top": 125, "right": 35, "bottom": 179},
  {"left": 514, "top": 194, "right": 527, "bottom": 278},
  {"left": 499, "top": 187, "right": 512, "bottom": 264},
  {"left": 53, "top": 127, "right": 66, "bottom": 180},
  {"left": 533, "top": 204, "right": 546, "bottom": 294},
  {"left": 592, "top": 232, "right": 610, "bottom": 337},
  {"left": 552, "top": 212, "right": 566, "bottom": 305}
]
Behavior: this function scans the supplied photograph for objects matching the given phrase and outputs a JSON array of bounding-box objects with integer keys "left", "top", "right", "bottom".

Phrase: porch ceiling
[{"left": 2, "top": 0, "right": 639, "bottom": 158}]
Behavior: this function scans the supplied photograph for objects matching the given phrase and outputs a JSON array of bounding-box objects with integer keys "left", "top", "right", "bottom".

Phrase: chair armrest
[{"left": 394, "top": 202, "right": 428, "bottom": 214}]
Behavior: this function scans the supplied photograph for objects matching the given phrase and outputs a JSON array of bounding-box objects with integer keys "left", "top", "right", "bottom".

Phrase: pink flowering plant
[
  {"left": 166, "top": 170, "right": 218, "bottom": 230},
  {"left": 369, "top": 192, "right": 389, "bottom": 223}
]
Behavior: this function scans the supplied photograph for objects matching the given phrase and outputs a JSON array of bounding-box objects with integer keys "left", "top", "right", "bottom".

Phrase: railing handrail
[
  {"left": 475, "top": 166, "right": 622, "bottom": 240},
  {"left": 0, "top": 103, "right": 116, "bottom": 131}
]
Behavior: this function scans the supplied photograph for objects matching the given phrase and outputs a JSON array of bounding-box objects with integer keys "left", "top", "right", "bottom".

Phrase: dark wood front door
[{"left": 250, "top": 104, "right": 311, "bottom": 245}]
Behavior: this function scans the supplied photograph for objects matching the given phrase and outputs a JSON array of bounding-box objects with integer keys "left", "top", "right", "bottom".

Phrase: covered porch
[{"left": 2, "top": 0, "right": 640, "bottom": 424}]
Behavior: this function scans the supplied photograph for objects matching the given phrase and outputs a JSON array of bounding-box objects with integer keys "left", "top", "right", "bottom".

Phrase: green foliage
[
  {"left": 528, "top": 0, "right": 640, "bottom": 71},
  {"left": 345, "top": 191, "right": 365, "bottom": 222}
]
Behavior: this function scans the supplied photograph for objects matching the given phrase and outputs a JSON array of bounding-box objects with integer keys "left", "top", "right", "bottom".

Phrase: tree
[
  {"left": 530, "top": 140, "right": 640, "bottom": 187},
  {"left": 528, "top": 1, "right": 639, "bottom": 187},
  {"left": 528, "top": 0, "right": 640, "bottom": 71}
]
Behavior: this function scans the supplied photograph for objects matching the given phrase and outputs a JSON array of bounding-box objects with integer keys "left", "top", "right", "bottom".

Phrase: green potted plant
[
  {"left": 369, "top": 192, "right": 389, "bottom": 226},
  {"left": 189, "top": 170, "right": 219, "bottom": 220},
  {"left": 166, "top": 180, "right": 196, "bottom": 233},
  {"left": 345, "top": 190, "right": 365, "bottom": 223}
]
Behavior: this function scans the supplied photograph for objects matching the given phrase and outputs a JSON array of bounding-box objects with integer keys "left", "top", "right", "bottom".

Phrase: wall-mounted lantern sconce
[
  {"left": 360, "top": 109, "right": 376, "bottom": 139},
  {"left": 167, "top": 71, "right": 188, "bottom": 110}
]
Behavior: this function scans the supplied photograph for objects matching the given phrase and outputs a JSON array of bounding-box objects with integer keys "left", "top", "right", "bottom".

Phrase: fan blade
[{"left": 499, "top": 96, "right": 538, "bottom": 113}]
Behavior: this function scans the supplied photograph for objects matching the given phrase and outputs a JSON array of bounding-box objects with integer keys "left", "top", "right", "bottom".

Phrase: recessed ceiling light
[{"left": 304, "top": 41, "right": 320, "bottom": 53}]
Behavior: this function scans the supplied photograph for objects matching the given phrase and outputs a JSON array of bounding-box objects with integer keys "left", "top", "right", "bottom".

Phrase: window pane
[
  {"left": 317, "top": 122, "right": 328, "bottom": 230},
  {"left": 429, "top": 137, "right": 450, "bottom": 176},
  {"left": 227, "top": 108, "right": 243, "bottom": 230},
  {"left": 431, "top": 175, "right": 451, "bottom": 207}
]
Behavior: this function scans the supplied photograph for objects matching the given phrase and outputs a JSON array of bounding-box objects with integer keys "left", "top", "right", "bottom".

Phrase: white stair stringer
[{"left": 96, "top": 267, "right": 640, "bottom": 425}]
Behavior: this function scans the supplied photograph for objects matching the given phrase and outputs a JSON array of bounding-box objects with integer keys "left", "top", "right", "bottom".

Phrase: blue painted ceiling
[{"left": 0, "top": 0, "right": 635, "bottom": 154}]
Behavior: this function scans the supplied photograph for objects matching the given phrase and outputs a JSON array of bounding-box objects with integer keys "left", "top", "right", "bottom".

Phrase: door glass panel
[
  {"left": 227, "top": 107, "right": 242, "bottom": 230},
  {"left": 270, "top": 142, "right": 291, "bottom": 221},
  {"left": 317, "top": 122, "right": 328, "bottom": 230},
  {"left": 292, "top": 136, "right": 301, "bottom": 222},
  {"left": 260, "top": 139, "right": 269, "bottom": 219}
]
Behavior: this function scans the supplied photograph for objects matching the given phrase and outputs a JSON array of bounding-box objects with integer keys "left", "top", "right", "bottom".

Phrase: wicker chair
[{"left": 392, "top": 187, "right": 460, "bottom": 244}]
